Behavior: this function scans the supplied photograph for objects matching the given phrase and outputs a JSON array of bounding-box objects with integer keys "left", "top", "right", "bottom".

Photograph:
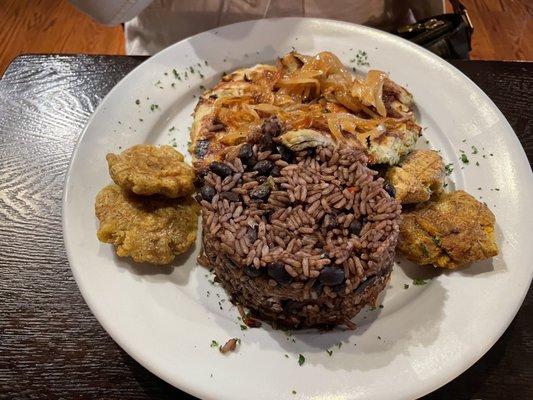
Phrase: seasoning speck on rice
[{"left": 199, "top": 140, "right": 400, "bottom": 329}]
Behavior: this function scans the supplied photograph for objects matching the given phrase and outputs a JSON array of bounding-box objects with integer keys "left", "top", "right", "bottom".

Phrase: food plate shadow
[
  {"left": 261, "top": 280, "right": 446, "bottom": 372},
  {"left": 114, "top": 242, "right": 197, "bottom": 286}
]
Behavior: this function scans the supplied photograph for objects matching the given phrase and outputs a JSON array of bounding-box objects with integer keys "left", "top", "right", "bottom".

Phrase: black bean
[
  {"left": 312, "top": 279, "right": 324, "bottom": 295},
  {"left": 246, "top": 227, "right": 258, "bottom": 243},
  {"left": 259, "top": 132, "right": 274, "bottom": 151},
  {"left": 220, "top": 191, "right": 240, "bottom": 202},
  {"left": 276, "top": 144, "right": 293, "bottom": 162},
  {"left": 250, "top": 185, "right": 271, "bottom": 200},
  {"left": 257, "top": 176, "right": 267, "bottom": 184},
  {"left": 283, "top": 300, "right": 302, "bottom": 315},
  {"left": 261, "top": 116, "right": 282, "bottom": 137},
  {"left": 349, "top": 220, "right": 363, "bottom": 235},
  {"left": 199, "top": 185, "right": 216, "bottom": 202},
  {"left": 318, "top": 266, "right": 345, "bottom": 286},
  {"left": 209, "top": 161, "right": 232, "bottom": 177},
  {"left": 254, "top": 160, "right": 274, "bottom": 175},
  {"left": 238, "top": 143, "right": 254, "bottom": 165},
  {"left": 384, "top": 182, "right": 396, "bottom": 198},
  {"left": 262, "top": 209, "right": 273, "bottom": 222},
  {"left": 267, "top": 262, "right": 293, "bottom": 285},
  {"left": 270, "top": 165, "right": 281, "bottom": 177},
  {"left": 244, "top": 265, "right": 263, "bottom": 278},
  {"left": 332, "top": 283, "right": 346, "bottom": 293}
]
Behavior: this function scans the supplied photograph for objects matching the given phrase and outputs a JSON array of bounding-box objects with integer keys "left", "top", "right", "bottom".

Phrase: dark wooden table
[{"left": 0, "top": 55, "right": 531, "bottom": 399}]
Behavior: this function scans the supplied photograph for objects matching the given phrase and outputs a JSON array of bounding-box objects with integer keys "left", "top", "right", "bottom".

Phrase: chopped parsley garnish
[
  {"left": 210, "top": 340, "right": 219, "bottom": 348},
  {"left": 336, "top": 342, "right": 342, "bottom": 348},
  {"left": 135, "top": 99, "right": 140, "bottom": 105},
  {"left": 298, "top": 354, "right": 305, "bottom": 366},
  {"left": 326, "top": 349, "right": 333, "bottom": 356},
  {"left": 204, "top": 60, "right": 208, "bottom": 66},
  {"left": 432, "top": 236, "right": 441, "bottom": 246},
  {"left": 240, "top": 324, "right": 248, "bottom": 331},
  {"left": 420, "top": 243, "right": 430, "bottom": 257},
  {"left": 413, "top": 278, "right": 427, "bottom": 285},
  {"left": 471, "top": 145, "right": 478, "bottom": 154},
  {"left": 444, "top": 163, "right": 454, "bottom": 175},
  {"left": 379, "top": 304, "right": 384, "bottom": 309},
  {"left": 292, "top": 390, "right": 297, "bottom": 394},
  {"left": 403, "top": 284, "right": 409, "bottom": 289},
  {"left": 171, "top": 83, "right": 176, "bottom": 88},
  {"left": 189, "top": 66, "right": 194, "bottom": 73},
  {"left": 150, "top": 104, "right": 159, "bottom": 111},
  {"left": 139, "top": 118, "right": 144, "bottom": 122},
  {"left": 199, "top": 85, "right": 206, "bottom": 90},
  {"left": 460, "top": 153, "right": 469, "bottom": 164},
  {"left": 284, "top": 354, "right": 289, "bottom": 358},
  {"left": 475, "top": 161, "right": 480, "bottom": 166},
  {"left": 169, "top": 126, "right": 175, "bottom": 132},
  {"left": 494, "top": 188, "right": 500, "bottom": 191}
]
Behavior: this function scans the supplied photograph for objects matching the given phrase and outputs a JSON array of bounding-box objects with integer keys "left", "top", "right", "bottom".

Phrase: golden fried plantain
[
  {"left": 107, "top": 144, "right": 196, "bottom": 198},
  {"left": 398, "top": 190, "right": 498, "bottom": 269},
  {"left": 387, "top": 150, "right": 444, "bottom": 204},
  {"left": 95, "top": 184, "right": 199, "bottom": 265}
]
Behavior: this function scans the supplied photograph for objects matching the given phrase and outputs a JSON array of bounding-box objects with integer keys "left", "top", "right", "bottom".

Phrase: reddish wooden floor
[{"left": 1, "top": 0, "right": 532, "bottom": 75}]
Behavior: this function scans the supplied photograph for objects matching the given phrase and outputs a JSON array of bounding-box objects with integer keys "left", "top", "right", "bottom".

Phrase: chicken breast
[
  {"left": 189, "top": 52, "right": 421, "bottom": 171},
  {"left": 398, "top": 190, "right": 498, "bottom": 269},
  {"left": 95, "top": 184, "right": 199, "bottom": 265},
  {"left": 386, "top": 150, "right": 445, "bottom": 204},
  {"left": 107, "top": 144, "right": 196, "bottom": 198}
]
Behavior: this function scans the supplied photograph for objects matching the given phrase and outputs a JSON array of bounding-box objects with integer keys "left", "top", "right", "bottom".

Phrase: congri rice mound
[{"left": 198, "top": 141, "right": 401, "bottom": 328}]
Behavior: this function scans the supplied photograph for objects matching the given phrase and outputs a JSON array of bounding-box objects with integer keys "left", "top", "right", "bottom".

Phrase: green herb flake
[
  {"left": 298, "top": 354, "right": 305, "bottom": 366},
  {"left": 379, "top": 304, "right": 384, "bottom": 309},
  {"left": 139, "top": 118, "right": 144, "bottom": 122},
  {"left": 210, "top": 340, "right": 219, "bottom": 348},
  {"left": 284, "top": 354, "right": 289, "bottom": 358},
  {"left": 475, "top": 161, "right": 480, "bottom": 166},
  {"left": 135, "top": 99, "right": 140, "bottom": 105},
  {"left": 336, "top": 342, "right": 342, "bottom": 348},
  {"left": 471, "top": 145, "right": 478, "bottom": 154},
  {"left": 444, "top": 163, "right": 454, "bottom": 175},
  {"left": 432, "top": 236, "right": 441, "bottom": 246},
  {"left": 420, "top": 243, "right": 430, "bottom": 257},
  {"left": 204, "top": 60, "right": 208, "bottom": 66},
  {"left": 189, "top": 66, "right": 195, "bottom": 73},
  {"left": 199, "top": 85, "right": 206, "bottom": 90},
  {"left": 413, "top": 278, "right": 427, "bottom": 285},
  {"left": 169, "top": 126, "right": 175, "bottom": 132},
  {"left": 326, "top": 349, "right": 333, "bottom": 356},
  {"left": 171, "top": 82, "right": 176, "bottom": 88},
  {"left": 403, "top": 284, "right": 409, "bottom": 289},
  {"left": 460, "top": 153, "right": 469, "bottom": 164},
  {"left": 150, "top": 104, "right": 159, "bottom": 111},
  {"left": 292, "top": 390, "right": 297, "bottom": 395},
  {"left": 240, "top": 324, "right": 248, "bottom": 331},
  {"left": 199, "top": 72, "right": 205, "bottom": 78},
  {"left": 494, "top": 188, "right": 500, "bottom": 191}
]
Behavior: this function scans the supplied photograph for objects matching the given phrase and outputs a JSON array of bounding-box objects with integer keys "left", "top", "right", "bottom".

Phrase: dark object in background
[{"left": 396, "top": 0, "right": 473, "bottom": 59}]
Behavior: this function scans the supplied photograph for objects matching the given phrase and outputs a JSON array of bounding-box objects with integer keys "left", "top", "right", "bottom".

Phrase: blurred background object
[{"left": 1, "top": 0, "right": 531, "bottom": 74}]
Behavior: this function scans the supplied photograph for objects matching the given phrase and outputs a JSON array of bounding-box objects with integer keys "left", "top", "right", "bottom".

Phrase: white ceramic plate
[{"left": 63, "top": 18, "right": 533, "bottom": 400}]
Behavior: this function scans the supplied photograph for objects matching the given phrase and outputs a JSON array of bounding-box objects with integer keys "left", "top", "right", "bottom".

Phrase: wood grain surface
[
  {"left": 0, "top": 0, "right": 125, "bottom": 75},
  {"left": 0, "top": 55, "right": 531, "bottom": 399},
  {"left": 0, "top": 0, "right": 532, "bottom": 75}
]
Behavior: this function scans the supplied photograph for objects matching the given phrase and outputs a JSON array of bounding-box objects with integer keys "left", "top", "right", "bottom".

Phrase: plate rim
[{"left": 62, "top": 17, "right": 533, "bottom": 400}]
